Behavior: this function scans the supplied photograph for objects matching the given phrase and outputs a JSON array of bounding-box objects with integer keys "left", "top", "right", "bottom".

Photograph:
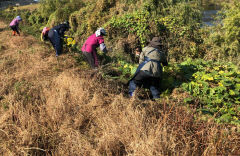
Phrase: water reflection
[{"left": 201, "top": 0, "right": 222, "bottom": 26}]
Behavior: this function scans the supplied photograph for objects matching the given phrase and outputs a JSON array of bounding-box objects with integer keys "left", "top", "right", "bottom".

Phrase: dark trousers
[
  {"left": 10, "top": 25, "right": 20, "bottom": 35},
  {"left": 48, "top": 29, "right": 62, "bottom": 56},
  {"left": 129, "top": 70, "right": 161, "bottom": 99},
  {"left": 82, "top": 51, "right": 96, "bottom": 69}
]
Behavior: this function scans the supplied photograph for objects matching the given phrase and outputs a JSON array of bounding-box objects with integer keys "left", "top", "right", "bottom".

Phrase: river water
[{"left": 201, "top": 0, "right": 222, "bottom": 26}]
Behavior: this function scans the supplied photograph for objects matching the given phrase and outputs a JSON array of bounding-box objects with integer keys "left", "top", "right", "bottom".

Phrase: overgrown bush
[
  {"left": 203, "top": 0, "right": 240, "bottom": 64},
  {"left": 104, "top": 0, "right": 203, "bottom": 61}
]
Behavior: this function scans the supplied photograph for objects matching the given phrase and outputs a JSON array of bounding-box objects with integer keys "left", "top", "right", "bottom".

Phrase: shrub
[{"left": 203, "top": 0, "right": 240, "bottom": 64}]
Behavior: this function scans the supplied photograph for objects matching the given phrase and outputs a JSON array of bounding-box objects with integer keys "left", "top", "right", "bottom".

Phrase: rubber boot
[{"left": 12, "top": 31, "right": 16, "bottom": 36}]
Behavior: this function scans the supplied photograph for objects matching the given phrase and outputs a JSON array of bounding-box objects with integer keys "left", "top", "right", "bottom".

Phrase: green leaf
[
  {"left": 184, "top": 97, "right": 193, "bottom": 103},
  {"left": 218, "top": 113, "right": 232, "bottom": 123},
  {"left": 222, "top": 81, "right": 232, "bottom": 87},
  {"left": 229, "top": 90, "right": 235, "bottom": 96},
  {"left": 236, "top": 83, "right": 240, "bottom": 90}
]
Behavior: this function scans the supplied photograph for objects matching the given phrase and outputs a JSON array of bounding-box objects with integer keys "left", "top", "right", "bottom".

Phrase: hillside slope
[
  {"left": 0, "top": 20, "right": 123, "bottom": 155},
  {"left": 0, "top": 21, "right": 239, "bottom": 155}
]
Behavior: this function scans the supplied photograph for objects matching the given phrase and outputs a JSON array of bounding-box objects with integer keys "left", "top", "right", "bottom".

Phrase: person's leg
[
  {"left": 135, "top": 71, "right": 161, "bottom": 99},
  {"left": 48, "top": 30, "right": 56, "bottom": 53},
  {"left": 12, "top": 31, "right": 16, "bottom": 36},
  {"left": 82, "top": 51, "right": 95, "bottom": 68},
  {"left": 10, "top": 26, "right": 17, "bottom": 36},
  {"left": 129, "top": 80, "right": 137, "bottom": 97},
  {"left": 92, "top": 51, "right": 99, "bottom": 67},
  {"left": 149, "top": 77, "right": 161, "bottom": 99},
  {"left": 53, "top": 32, "right": 61, "bottom": 56},
  {"left": 15, "top": 27, "right": 20, "bottom": 35},
  {"left": 48, "top": 30, "right": 61, "bottom": 56},
  {"left": 134, "top": 71, "right": 149, "bottom": 86},
  {"left": 129, "top": 71, "right": 147, "bottom": 97}
]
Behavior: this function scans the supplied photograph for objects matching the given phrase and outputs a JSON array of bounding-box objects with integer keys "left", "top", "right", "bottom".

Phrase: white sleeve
[{"left": 100, "top": 43, "right": 107, "bottom": 53}]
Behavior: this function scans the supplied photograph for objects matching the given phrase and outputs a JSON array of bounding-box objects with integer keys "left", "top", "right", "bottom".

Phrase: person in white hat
[{"left": 81, "top": 28, "right": 108, "bottom": 68}]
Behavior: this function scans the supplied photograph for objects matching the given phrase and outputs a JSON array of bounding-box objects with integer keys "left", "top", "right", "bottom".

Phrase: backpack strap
[
  {"left": 146, "top": 48, "right": 156, "bottom": 56},
  {"left": 146, "top": 48, "right": 163, "bottom": 56}
]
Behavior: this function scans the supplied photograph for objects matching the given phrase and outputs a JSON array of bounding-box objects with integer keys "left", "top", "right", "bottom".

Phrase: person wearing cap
[
  {"left": 9, "top": 16, "right": 22, "bottom": 36},
  {"left": 48, "top": 21, "right": 70, "bottom": 57},
  {"left": 81, "top": 28, "right": 108, "bottom": 68},
  {"left": 128, "top": 37, "right": 168, "bottom": 100}
]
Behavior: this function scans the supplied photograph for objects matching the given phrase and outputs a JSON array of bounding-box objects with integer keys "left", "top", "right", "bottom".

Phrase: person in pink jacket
[
  {"left": 9, "top": 16, "right": 22, "bottom": 36},
  {"left": 81, "top": 28, "right": 108, "bottom": 68}
]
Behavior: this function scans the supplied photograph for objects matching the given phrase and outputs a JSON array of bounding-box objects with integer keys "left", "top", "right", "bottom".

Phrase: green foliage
[
  {"left": 203, "top": 0, "right": 240, "bottom": 63},
  {"left": 180, "top": 59, "right": 240, "bottom": 125},
  {"left": 157, "top": 2, "right": 203, "bottom": 60},
  {"left": 101, "top": 60, "right": 137, "bottom": 83},
  {"left": 222, "top": 2, "right": 240, "bottom": 43},
  {"left": 44, "top": 0, "right": 84, "bottom": 27},
  {"left": 107, "top": 10, "right": 151, "bottom": 47},
  {"left": 102, "top": 58, "right": 240, "bottom": 125},
  {"left": 117, "top": 60, "right": 137, "bottom": 77},
  {"left": 69, "top": 0, "right": 117, "bottom": 41},
  {"left": 1, "top": 0, "right": 238, "bottom": 63},
  {"left": 0, "top": 0, "right": 204, "bottom": 62},
  {"left": 106, "top": 1, "right": 203, "bottom": 61}
]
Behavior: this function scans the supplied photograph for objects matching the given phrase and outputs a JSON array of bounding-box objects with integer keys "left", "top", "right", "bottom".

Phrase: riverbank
[
  {"left": 0, "top": 1, "right": 239, "bottom": 155},
  {"left": 0, "top": 0, "right": 38, "bottom": 10}
]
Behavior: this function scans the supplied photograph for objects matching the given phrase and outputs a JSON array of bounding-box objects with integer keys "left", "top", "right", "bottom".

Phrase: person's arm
[
  {"left": 98, "top": 37, "right": 107, "bottom": 53},
  {"left": 139, "top": 50, "right": 145, "bottom": 64},
  {"left": 56, "top": 24, "right": 68, "bottom": 37},
  {"left": 15, "top": 22, "right": 19, "bottom": 28},
  {"left": 59, "top": 26, "right": 66, "bottom": 37},
  {"left": 100, "top": 43, "right": 107, "bottom": 53},
  {"left": 161, "top": 52, "right": 168, "bottom": 66}
]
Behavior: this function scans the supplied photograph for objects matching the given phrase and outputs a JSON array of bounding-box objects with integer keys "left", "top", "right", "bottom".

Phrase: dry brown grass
[
  {"left": 16, "top": 4, "right": 40, "bottom": 11},
  {"left": 0, "top": 21, "right": 239, "bottom": 156}
]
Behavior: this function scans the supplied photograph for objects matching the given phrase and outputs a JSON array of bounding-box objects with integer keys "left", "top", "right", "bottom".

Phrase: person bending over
[
  {"left": 48, "top": 21, "right": 70, "bottom": 57},
  {"left": 81, "top": 28, "right": 108, "bottom": 68},
  {"left": 9, "top": 16, "right": 22, "bottom": 36},
  {"left": 129, "top": 37, "right": 168, "bottom": 100}
]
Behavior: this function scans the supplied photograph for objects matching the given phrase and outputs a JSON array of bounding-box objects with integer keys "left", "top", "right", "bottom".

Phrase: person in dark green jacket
[{"left": 129, "top": 37, "right": 168, "bottom": 99}]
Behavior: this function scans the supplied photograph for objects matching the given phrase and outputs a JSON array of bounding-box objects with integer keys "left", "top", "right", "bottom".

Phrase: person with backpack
[
  {"left": 81, "top": 28, "right": 108, "bottom": 69},
  {"left": 47, "top": 21, "right": 70, "bottom": 57},
  {"left": 128, "top": 37, "right": 168, "bottom": 100},
  {"left": 9, "top": 16, "right": 22, "bottom": 36}
]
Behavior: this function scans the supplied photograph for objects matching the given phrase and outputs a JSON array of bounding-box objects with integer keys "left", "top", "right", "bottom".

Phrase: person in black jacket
[{"left": 48, "top": 21, "right": 70, "bottom": 56}]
